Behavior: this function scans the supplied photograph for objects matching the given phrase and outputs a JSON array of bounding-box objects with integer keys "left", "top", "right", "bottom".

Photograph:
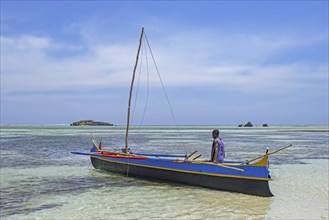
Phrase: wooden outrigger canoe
[
  {"left": 71, "top": 143, "right": 292, "bottom": 197},
  {"left": 71, "top": 28, "right": 291, "bottom": 197}
]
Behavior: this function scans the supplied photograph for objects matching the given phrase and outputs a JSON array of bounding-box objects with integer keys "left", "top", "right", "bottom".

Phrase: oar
[
  {"left": 189, "top": 160, "right": 244, "bottom": 172},
  {"left": 91, "top": 133, "right": 97, "bottom": 142},
  {"left": 91, "top": 133, "right": 101, "bottom": 151},
  {"left": 238, "top": 144, "right": 293, "bottom": 166},
  {"left": 215, "top": 163, "right": 244, "bottom": 172},
  {"left": 186, "top": 160, "right": 244, "bottom": 172},
  {"left": 192, "top": 155, "right": 202, "bottom": 160},
  {"left": 187, "top": 150, "right": 198, "bottom": 159}
]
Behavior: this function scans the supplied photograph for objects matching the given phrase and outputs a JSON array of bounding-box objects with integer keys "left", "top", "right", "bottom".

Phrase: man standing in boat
[{"left": 211, "top": 129, "right": 225, "bottom": 163}]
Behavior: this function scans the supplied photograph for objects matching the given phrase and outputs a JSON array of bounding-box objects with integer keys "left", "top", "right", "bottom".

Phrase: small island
[
  {"left": 238, "top": 121, "right": 254, "bottom": 127},
  {"left": 70, "top": 120, "right": 114, "bottom": 126},
  {"left": 238, "top": 122, "right": 269, "bottom": 127}
]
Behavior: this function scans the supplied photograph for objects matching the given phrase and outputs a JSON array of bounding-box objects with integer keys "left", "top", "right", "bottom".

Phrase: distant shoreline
[
  {"left": 1, "top": 124, "right": 328, "bottom": 127},
  {"left": 0, "top": 123, "right": 329, "bottom": 126},
  {"left": 277, "top": 130, "right": 329, "bottom": 132}
]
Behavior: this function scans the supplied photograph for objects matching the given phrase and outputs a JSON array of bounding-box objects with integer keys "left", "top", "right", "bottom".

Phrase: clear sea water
[{"left": 0, "top": 125, "right": 328, "bottom": 219}]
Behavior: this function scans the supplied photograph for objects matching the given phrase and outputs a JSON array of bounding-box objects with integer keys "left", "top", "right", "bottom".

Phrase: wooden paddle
[
  {"left": 238, "top": 144, "right": 293, "bottom": 166},
  {"left": 190, "top": 160, "right": 244, "bottom": 172},
  {"left": 91, "top": 133, "right": 101, "bottom": 151},
  {"left": 215, "top": 163, "right": 244, "bottom": 172},
  {"left": 187, "top": 150, "right": 198, "bottom": 159},
  {"left": 192, "top": 155, "right": 202, "bottom": 160}
]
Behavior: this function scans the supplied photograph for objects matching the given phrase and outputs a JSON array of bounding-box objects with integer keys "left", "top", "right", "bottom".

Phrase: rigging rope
[
  {"left": 143, "top": 32, "right": 187, "bottom": 155},
  {"left": 139, "top": 42, "right": 149, "bottom": 128},
  {"left": 126, "top": 30, "right": 187, "bottom": 178},
  {"left": 131, "top": 42, "right": 144, "bottom": 126},
  {"left": 131, "top": 40, "right": 150, "bottom": 129}
]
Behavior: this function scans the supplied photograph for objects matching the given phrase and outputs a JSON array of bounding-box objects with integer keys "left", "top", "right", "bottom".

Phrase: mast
[{"left": 125, "top": 27, "right": 144, "bottom": 153}]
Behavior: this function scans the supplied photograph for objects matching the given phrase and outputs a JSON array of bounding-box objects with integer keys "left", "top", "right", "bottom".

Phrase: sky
[{"left": 1, "top": 1, "right": 328, "bottom": 125}]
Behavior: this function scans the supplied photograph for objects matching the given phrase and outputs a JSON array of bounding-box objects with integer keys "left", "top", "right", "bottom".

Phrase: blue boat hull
[{"left": 89, "top": 155, "right": 273, "bottom": 197}]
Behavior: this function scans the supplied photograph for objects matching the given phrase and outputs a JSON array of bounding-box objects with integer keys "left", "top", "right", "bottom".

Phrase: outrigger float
[{"left": 71, "top": 28, "right": 292, "bottom": 197}]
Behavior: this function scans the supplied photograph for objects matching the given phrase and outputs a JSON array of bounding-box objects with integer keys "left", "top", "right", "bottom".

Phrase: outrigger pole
[
  {"left": 238, "top": 144, "right": 293, "bottom": 166},
  {"left": 125, "top": 27, "right": 144, "bottom": 153}
]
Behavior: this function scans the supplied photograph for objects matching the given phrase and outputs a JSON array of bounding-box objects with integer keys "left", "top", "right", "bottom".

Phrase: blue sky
[{"left": 1, "top": 1, "right": 328, "bottom": 125}]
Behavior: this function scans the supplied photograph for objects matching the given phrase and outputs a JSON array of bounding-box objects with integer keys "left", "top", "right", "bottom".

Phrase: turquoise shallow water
[{"left": 0, "top": 125, "right": 328, "bottom": 219}]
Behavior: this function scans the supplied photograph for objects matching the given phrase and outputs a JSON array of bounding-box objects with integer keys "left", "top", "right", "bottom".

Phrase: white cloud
[
  {"left": 1, "top": 35, "right": 134, "bottom": 92},
  {"left": 1, "top": 29, "right": 327, "bottom": 97},
  {"left": 2, "top": 35, "right": 50, "bottom": 50}
]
